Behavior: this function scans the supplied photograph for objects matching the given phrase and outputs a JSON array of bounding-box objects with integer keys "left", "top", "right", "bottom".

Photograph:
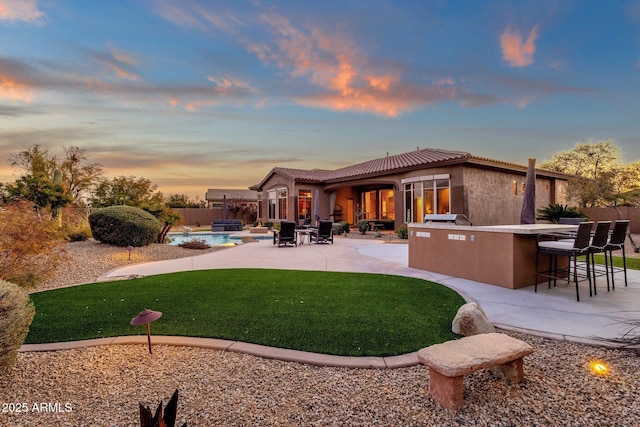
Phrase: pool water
[{"left": 167, "top": 232, "right": 271, "bottom": 246}]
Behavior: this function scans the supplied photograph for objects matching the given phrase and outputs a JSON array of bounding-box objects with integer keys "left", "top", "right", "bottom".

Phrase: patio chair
[
  {"left": 298, "top": 217, "right": 312, "bottom": 229},
  {"left": 310, "top": 220, "right": 333, "bottom": 244},
  {"left": 273, "top": 221, "right": 297, "bottom": 247},
  {"left": 535, "top": 221, "right": 593, "bottom": 301},
  {"left": 606, "top": 220, "right": 630, "bottom": 289}
]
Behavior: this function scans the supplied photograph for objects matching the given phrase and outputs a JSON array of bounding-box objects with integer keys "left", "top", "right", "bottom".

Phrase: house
[{"left": 249, "top": 147, "right": 572, "bottom": 228}]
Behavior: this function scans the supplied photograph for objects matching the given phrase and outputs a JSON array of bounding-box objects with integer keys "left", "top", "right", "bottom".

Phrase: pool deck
[{"left": 21, "top": 233, "right": 640, "bottom": 367}]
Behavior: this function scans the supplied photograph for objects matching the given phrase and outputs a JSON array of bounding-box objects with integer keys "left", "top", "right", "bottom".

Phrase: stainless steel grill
[{"left": 423, "top": 214, "right": 472, "bottom": 226}]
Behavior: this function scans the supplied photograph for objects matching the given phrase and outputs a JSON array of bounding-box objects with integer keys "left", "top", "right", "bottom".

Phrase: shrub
[
  {"left": 89, "top": 206, "right": 161, "bottom": 247},
  {"left": 264, "top": 221, "right": 274, "bottom": 229},
  {"left": 0, "top": 201, "right": 66, "bottom": 288},
  {"left": 65, "top": 226, "right": 92, "bottom": 242},
  {"left": 357, "top": 219, "right": 369, "bottom": 234},
  {"left": 332, "top": 223, "right": 343, "bottom": 235},
  {"left": 339, "top": 221, "right": 350, "bottom": 234},
  {"left": 396, "top": 225, "right": 408, "bottom": 239},
  {"left": 0, "top": 280, "right": 35, "bottom": 373},
  {"left": 178, "top": 238, "right": 211, "bottom": 250}
]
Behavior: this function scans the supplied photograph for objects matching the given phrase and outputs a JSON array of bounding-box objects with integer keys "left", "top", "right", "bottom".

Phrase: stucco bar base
[{"left": 408, "top": 223, "right": 578, "bottom": 289}]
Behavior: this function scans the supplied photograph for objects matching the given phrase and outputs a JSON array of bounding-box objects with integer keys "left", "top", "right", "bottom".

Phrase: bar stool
[
  {"left": 535, "top": 222, "right": 593, "bottom": 301},
  {"left": 586, "top": 221, "right": 611, "bottom": 294},
  {"left": 606, "top": 220, "right": 630, "bottom": 289}
]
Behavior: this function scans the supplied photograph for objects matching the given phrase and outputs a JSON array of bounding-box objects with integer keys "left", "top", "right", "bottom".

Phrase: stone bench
[{"left": 417, "top": 333, "right": 534, "bottom": 411}]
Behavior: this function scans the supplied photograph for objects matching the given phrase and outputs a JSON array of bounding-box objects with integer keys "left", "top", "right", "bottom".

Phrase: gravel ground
[{"left": 1, "top": 239, "right": 639, "bottom": 426}]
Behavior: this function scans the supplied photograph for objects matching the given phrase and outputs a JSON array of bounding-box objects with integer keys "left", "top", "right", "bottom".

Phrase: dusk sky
[{"left": 2, "top": 0, "right": 640, "bottom": 199}]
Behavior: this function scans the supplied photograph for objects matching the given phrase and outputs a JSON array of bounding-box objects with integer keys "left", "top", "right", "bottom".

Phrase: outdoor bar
[{"left": 407, "top": 222, "right": 579, "bottom": 289}]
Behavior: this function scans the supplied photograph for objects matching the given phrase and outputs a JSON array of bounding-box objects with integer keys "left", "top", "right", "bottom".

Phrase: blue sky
[{"left": 1, "top": 0, "right": 639, "bottom": 198}]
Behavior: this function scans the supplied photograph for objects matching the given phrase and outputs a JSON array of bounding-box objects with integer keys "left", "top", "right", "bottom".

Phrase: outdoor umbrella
[
  {"left": 313, "top": 189, "right": 320, "bottom": 225},
  {"left": 520, "top": 158, "right": 537, "bottom": 224}
]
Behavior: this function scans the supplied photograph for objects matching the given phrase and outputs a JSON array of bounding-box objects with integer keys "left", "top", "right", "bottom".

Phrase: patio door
[{"left": 347, "top": 198, "right": 355, "bottom": 225}]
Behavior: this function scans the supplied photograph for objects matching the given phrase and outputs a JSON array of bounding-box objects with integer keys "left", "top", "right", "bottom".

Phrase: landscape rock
[{"left": 452, "top": 302, "right": 496, "bottom": 336}]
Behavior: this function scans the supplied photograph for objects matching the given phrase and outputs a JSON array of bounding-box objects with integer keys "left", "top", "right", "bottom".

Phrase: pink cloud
[
  {"left": 500, "top": 25, "right": 539, "bottom": 67},
  {"left": 0, "top": 0, "right": 44, "bottom": 24},
  {"left": 0, "top": 76, "right": 34, "bottom": 102},
  {"left": 248, "top": 12, "right": 418, "bottom": 116},
  {"left": 154, "top": 4, "right": 502, "bottom": 116}
]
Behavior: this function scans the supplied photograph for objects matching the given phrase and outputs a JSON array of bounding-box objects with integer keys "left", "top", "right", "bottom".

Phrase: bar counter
[{"left": 407, "top": 223, "right": 578, "bottom": 289}]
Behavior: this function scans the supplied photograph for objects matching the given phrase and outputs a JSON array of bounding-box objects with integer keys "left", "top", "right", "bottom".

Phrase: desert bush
[
  {"left": 0, "top": 201, "right": 66, "bottom": 288},
  {"left": 89, "top": 205, "right": 161, "bottom": 247},
  {"left": 178, "top": 238, "right": 211, "bottom": 249},
  {"left": 396, "top": 225, "right": 408, "bottom": 239},
  {"left": 357, "top": 219, "right": 369, "bottom": 234},
  {"left": 65, "top": 226, "right": 92, "bottom": 241},
  {"left": 339, "top": 221, "right": 350, "bottom": 234},
  {"left": 0, "top": 280, "right": 35, "bottom": 373}
]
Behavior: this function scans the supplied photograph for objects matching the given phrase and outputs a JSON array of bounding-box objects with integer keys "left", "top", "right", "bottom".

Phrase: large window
[
  {"left": 298, "top": 190, "right": 311, "bottom": 221},
  {"left": 402, "top": 175, "right": 451, "bottom": 222},
  {"left": 267, "top": 187, "right": 288, "bottom": 220},
  {"left": 360, "top": 189, "right": 395, "bottom": 220}
]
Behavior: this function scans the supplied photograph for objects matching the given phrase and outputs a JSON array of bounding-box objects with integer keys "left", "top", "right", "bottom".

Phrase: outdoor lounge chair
[
  {"left": 310, "top": 220, "right": 333, "bottom": 244},
  {"left": 273, "top": 221, "right": 297, "bottom": 247}
]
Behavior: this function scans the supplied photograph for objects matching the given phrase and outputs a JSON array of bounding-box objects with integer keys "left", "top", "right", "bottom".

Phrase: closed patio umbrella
[
  {"left": 313, "top": 189, "right": 320, "bottom": 225},
  {"left": 520, "top": 158, "right": 536, "bottom": 224}
]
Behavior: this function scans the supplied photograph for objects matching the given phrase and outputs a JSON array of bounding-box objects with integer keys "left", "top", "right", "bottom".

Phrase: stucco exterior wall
[{"left": 462, "top": 167, "right": 560, "bottom": 226}]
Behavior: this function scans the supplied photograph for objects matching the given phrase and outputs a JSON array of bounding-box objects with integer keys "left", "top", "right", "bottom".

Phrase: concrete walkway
[{"left": 21, "top": 235, "right": 640, "bottom": 367}]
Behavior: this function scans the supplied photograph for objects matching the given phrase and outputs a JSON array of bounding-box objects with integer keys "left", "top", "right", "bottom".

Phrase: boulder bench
[{"left": 417, "top": 333, "right": 534, "bottom": 411}]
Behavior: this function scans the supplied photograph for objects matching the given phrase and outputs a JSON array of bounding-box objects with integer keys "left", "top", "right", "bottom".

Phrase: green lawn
[
  {"left": 27, "top": 269, "right": 465, "bottom": 357},
  {"left": 590, "top": 254, "right": 640, "bottom": 270}
]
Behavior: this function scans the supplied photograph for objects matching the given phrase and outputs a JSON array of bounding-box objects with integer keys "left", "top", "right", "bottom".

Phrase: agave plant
[
  {"left": 140, "top": 389, "right": 186, "bottom": 427},
  {"left": 536, "top": 203, "right": 584, "bottom": 224}
]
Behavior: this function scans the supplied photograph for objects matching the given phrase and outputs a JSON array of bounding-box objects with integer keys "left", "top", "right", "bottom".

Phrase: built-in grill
[{"left": 423, "top": 214, "right": 472, "bottom": 226}]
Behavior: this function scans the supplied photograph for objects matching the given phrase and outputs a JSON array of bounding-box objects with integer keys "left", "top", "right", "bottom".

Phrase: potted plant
[{"left": 357, "top": 219, "right": 369, "bottom": 235}]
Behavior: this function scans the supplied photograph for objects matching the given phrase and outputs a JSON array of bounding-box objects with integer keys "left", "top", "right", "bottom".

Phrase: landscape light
[
  {"left": 590, "top": 360, "right": 609, "bottom": 376},
  {"left": 130, "top": 309, "right": 163, "bottom": 354}
]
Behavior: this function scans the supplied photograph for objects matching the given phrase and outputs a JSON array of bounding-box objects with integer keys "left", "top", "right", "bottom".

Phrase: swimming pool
[{"left": 167, "top": 232, "right": 271, "bottom": 246}]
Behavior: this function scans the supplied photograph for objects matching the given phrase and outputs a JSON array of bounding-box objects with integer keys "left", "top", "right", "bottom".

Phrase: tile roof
[
  {"left": 249, "top": 147, "right": 570, "bottom": 190},
  {"left": 324, "top": 147, "right": 470, "bottom": 181}
]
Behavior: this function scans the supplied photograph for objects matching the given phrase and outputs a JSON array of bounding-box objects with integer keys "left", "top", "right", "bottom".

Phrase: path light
[
  {"left": 130, "top": 309, "right": 162, "bottom": 354},
  {"left": 126, "top": 245, "right": 135, "bottom": 260},
  {"left": 590, "top": 360, "right": 609, "bottom": 376}
]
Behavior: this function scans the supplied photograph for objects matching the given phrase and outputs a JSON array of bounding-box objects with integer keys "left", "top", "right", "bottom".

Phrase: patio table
[{"left": 296, "top": 228, "right": 314, "bottom": 245}]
